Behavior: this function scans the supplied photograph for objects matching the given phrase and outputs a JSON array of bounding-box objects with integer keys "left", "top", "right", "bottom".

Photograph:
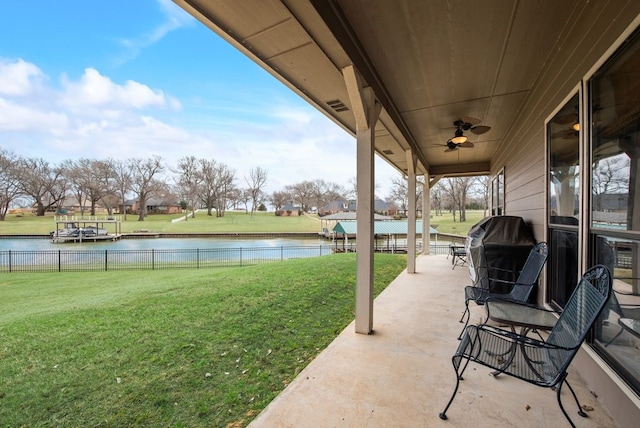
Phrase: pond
[
  {"left": 0, "top": 237, "right": 335, "bottom": 273},
  {"left": 0, "top": 236, "right": 329, "bottom": 251}
]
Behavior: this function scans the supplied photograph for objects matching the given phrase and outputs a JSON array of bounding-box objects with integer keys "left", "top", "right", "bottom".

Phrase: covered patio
[
  {"left": 173, "top": 0, "right": 640, "bottom": 424},
  {"left": 249, "top": 254, "right": 617, "bottom": 427}
]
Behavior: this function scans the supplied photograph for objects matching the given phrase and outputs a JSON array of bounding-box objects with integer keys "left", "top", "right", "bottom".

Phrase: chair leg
[
  {"left": 439, "top": 358, "right": 462, "bottom": 420},
  {"left": 458, "top": 302, "right": 470, "bottom": 340},
  {"left": 564, "top": 378, "right": 588, "bottom": 418},
  {"left": 604, "top": 327, "right": 624, "bottom": 347},
  {"left": 555, "top": 375, "right": 578, "bottom": 428},
  {"left": 459, "top": 303, "right": 469, "bottom": 324}
]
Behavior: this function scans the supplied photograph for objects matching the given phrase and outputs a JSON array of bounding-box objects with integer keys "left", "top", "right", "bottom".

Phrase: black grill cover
[{"left": 467, "top": 216, "right": 536, "bottom": 295}]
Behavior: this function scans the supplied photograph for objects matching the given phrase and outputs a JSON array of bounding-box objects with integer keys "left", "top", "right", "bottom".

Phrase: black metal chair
[
  {"left": 448, "top": 243, "right": 467, "bottom": 268},
  {"left": 602, "top": 284, "right": 640, "bottom": 347},
  {"left": 458, "top": 242, "right": 547, "bottom": 338},
  {"left": 440, "top": 265, "right": 612, "bottom": 427}
]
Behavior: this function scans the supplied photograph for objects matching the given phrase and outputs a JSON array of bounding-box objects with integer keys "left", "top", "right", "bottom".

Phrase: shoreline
[{"left": 0, "top": 232, "right": 323, "bottom": 240}]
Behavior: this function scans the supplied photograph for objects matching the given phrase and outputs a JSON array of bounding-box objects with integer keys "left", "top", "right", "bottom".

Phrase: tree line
[
  {"left": 1, "top": 148, "right": 488, "bottom": 222},
  {"left": 0, "top": 149, "right": 354, "bottom": 222},
  {"left": 387, "top": 175, "right": 489, "bottom": 222}
]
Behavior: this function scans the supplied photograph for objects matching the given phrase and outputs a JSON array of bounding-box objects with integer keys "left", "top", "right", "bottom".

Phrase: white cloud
[
  {"left": 0, "top": 57, "right": 400, "bottom": 198},
  {"left": 60, "top": 68, "right": 180, "bottom": 111},
  {"left": 114, "top": 0, "right": 195, "bottom": 65},
  {"left": 0, "top": 98, "right": 68, "bottom": 132},
  {"left": 0, "top": 58, "right": 45, "bottom": 96}
]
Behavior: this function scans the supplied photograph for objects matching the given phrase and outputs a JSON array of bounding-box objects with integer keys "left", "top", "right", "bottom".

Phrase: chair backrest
[
  {"left": 509, "top": 242, "right": 548, "bottom": 301},
  {"left": 545, "top": 265, "right": 612, "bottom": 377}
]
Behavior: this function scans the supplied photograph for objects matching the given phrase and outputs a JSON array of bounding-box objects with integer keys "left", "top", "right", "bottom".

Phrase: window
[
  {"left": 491, "top": 169, "right": 504, "bottom": 215},
  {"left": 589, "top": 27, "right": 640, "bottom": 396},
  {"left": 591, "top": 33, "right": 640, "bottom": 232},
  {"left": 547, "top": 93, "right": 580, "bottom": 308},
  {"left": 549, "top": 93, "right": 580, "bottom": 225}
]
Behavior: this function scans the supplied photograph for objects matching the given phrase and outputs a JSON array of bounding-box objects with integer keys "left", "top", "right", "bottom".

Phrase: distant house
[
  {"left": 32, "top": 195, "right": 106, "bottom": 215},
  {"left": 319, "top": 199, "right": 395, "bottom": 216},
  {"left": 125, "top": 197, "right": 182, "bottom": 215},
  {"left": 278, "top": 203, "right": 301, "bottom": 216}
]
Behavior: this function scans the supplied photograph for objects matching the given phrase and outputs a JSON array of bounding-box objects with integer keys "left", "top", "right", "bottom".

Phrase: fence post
[
  {"left": 8, "top": 250, "right": 11, "bottom": 273},
  {"left": 105, "top": 249, "right": 108, "bottom": 272},
  {"left": 58, "top": 250, "right": 61, "bottom": 272},
  {"left": 240, "top": 248, "right": 243, "bottom": 267},
  {"left": 152, "top": 249, "right": 155, "bottom": 270},
  {"left": 197, "top": 248, "right": 200, "bottom": 269}
]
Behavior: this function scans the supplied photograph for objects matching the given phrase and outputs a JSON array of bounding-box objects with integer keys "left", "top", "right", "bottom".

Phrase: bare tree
[
  {"left": 388, "top": 177, "right": 409, "bottom": 212},
  {"left": 472, "top": 175, "right": 490, "bottom": 217},
  {"left": 310, "top": 179, "right": 345, "bottom": 211},
  {"left": 269, "top": 190, "right": 291, "bottom": 212},
  {"left": 286, "top": 180, "right": 314, "bottom": 212},
  {"left": 430, "top": 183, "right": 444, "bottom": 216},
  {"left": 245, "top": 167, "right": 268, "bottom": 215},
  {"left": 214, "top": 162, "right": 236, "bottom": 217},
  {"left": 109, "top": 159, "right": 132, "bottom": 220},
  {"left": 593, "top": 156, "right": 629, "bottom": 196},
  {"left": 175, "top": 156, "right": 203, "bottom": 221},
  {"left": 387, "top": 176, "right": 424, "bottom": 216},
  {"left": 440, "top": 177, "right": 473, "bottom": 222},
  {"left": 0, "top": 149, "right": 22, "bottom": 220},
  {"left": 17, "top": 158, "right": 66, "bottom": 216},
  {"left": 62, "top": 158, "right": 111, "bottom": 216},
  {"left": 197, "top": 159, "right": 236, "bottom": 217},
  {"left": 129, "top": 156, "right": 164, "bottom": 221}
]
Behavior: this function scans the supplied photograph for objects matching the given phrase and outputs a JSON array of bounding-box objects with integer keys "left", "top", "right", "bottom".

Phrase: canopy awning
[{"left": 333, "top": 220, "right": 437, "bottom": 235}]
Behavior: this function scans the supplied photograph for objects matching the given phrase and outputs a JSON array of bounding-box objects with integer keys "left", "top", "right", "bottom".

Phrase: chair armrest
[
  {"left": 476, "top": 324, "right": 577, "bottom": 351},
  {"left": 484, "top": 296, "right": 557, "bottom": 312}
]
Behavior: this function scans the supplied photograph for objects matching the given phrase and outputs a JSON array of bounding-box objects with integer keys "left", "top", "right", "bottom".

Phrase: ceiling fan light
[{"left": 451, "top": 135, "right": 468, "bottom": 144}]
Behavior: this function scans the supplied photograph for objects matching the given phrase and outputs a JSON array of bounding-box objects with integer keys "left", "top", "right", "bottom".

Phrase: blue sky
[{"left": 0, "top": 0, "right": 399, "bottom": 196}]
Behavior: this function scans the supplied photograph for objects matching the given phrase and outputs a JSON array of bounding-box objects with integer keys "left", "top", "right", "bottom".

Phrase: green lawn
[
  {"left": 429, "top": 210, "right": 486, "bottom": 235},
  {"left": 1, "top": 209, "right": 487, "bottom": 237},
  {"left": 0, "top": 253, "right": 407, "bottom": 427},
  {"left": 1, "top": 211, "right": 322, "bottom": 235}
]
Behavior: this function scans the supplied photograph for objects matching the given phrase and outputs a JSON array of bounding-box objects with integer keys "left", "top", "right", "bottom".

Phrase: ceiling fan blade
[
  {"left": 551, "top": 129, "right": 575, "bottom": 138},
  {"left": 444, "top": 147, "right": 457, "bottom": 152},
  {"left": 554, "top": 113, "right": 577, "bottom": 124},
  {"left": 458, "top": 141, "right": 474, "bottom": 148},
  {"left": 470, "top": 125, "right": 491, "bottom": 135},
  {"left": 460, "top": 116, "right": 481, "bottom": 126}
]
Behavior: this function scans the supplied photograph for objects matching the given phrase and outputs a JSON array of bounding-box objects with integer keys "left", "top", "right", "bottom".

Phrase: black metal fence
[
  {"left": 0, "top": 246, "right": 333, "bottom": 273},
  {"left": 0, "top": 243, "right": 456, "bottom": 273}
]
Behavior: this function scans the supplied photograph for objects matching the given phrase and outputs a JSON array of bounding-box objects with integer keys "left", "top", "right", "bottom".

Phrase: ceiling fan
[{"left": 442, "top": 117, "right": 491, "bottom": 152}]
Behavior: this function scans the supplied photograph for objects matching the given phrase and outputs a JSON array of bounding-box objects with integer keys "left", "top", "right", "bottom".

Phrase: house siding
[{"left": 493, "top": 5, "right": 640, "bottom": 425}]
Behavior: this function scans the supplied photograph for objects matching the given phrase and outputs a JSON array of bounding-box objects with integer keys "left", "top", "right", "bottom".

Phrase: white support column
[
  {"left": 406, "top": 150, "right": 417, "bottom": 273},
  {"left": 344, "top": 65, "right": 381, "bottom": 334},
  {"left": 422, "top": 176, "right": 430, "bottom": 254}
]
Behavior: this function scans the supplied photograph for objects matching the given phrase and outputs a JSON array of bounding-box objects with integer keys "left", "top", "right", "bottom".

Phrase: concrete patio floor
[{"left": 249, "top": 254, "right": 618, "bottom": 427}]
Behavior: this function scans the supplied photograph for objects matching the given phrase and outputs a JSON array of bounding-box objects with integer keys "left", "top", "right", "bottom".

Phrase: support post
[
  {"left": 422, "top": 177, "right": 430, "bottom": 254},
  {"left": 406, "top": 150, "right": 417, "bottom": 273},
  {"left": 344, "top": 65, "right": 381, "bottom": 334}
]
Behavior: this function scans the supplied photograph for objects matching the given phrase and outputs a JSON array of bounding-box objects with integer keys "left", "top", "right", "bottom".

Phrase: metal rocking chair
[
  {"left": 440, "top": 264, "right": 612, "bottom": 427},
  {"left": 458, "top": 241, "right": 547, "bottom": 339}
]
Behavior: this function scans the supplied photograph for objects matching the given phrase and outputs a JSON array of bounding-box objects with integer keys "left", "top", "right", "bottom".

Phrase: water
[
  {"left": 0, "top": 237, "right": 336, "bottom": 272},
  {"left": 0, "top": 237, "right": 329, "bottom": 251}
]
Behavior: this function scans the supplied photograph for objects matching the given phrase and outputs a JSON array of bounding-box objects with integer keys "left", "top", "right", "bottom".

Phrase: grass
[
  {"left": 2, "top": 210, "right": 487, "bottom": 237},
  {"left": 1, "top": 211, "right": 322, "bottom": 235},
  {"left": 429, "top": 210, "right": 486, "bottom": 235},
  {"left": 0, "top": 253, "right": 407, "bottom": 427}
]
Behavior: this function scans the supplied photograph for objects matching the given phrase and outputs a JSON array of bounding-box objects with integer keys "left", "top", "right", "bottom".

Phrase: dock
[{"left": 50, "top": 218, "right": 122, "bottom": 244}]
